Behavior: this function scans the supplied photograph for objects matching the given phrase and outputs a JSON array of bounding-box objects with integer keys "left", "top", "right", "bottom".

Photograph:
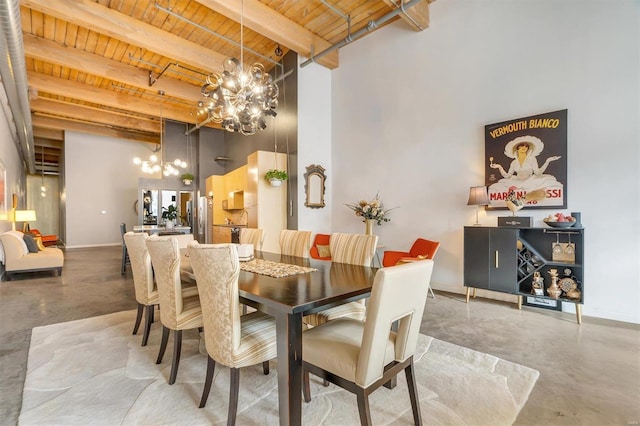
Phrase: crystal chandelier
[
  {"left": 199, "top": 0, "right": 278, "bottom": 135},
  {"left": 133, "top": 117, "right": 187, "bottom": 176}
]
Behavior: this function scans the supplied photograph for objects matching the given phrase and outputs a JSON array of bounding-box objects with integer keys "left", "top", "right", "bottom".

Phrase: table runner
[{"left": 240, "top": 258, "right": 317, "bottom": 278}]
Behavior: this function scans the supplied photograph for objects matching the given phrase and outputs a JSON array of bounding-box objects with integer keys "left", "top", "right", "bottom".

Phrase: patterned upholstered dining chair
[
  {"left": 304, "top": 233, "right": 378, "bottom": 327},
  {"left": 123, "top": 232, "right": 158, "bottom": 346},
  {"left": 188, "top": 242, "right": 277, "bottom": 424},
  {"left": 240, "top": 228, "right": 265, "bottom": 251},
  {"left": 279, "top": 229, "right": 312, "bottom": 258},
  {"left": 146, "top": 236, "right": 202, "bottom": 385},
  {"left": 302, "top": 260, "right": 435, "bottom": 425}
]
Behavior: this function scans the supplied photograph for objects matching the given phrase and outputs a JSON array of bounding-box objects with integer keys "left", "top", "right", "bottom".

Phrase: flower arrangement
[{"left": 346, "top": 193, "right": 395, "bottom": 225}]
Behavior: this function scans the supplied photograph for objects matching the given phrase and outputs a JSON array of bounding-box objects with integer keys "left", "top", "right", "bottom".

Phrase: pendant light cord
[
  {"left": 280, "top": 57, "right": 293, "bottom": 217},
  {"left": 273, "top": 60, "right": 279, "bottom": 169},
  {"left": 240, "top": 0, "right": 244, "bottom": 71}
]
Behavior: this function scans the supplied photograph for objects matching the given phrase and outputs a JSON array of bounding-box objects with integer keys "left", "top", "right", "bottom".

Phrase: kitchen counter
[
  {"left": 212, "top": 224, "right": 244, "bottom": 243},
  {"left": 133, "top": 225, "right": 191, "bottom": 233}
]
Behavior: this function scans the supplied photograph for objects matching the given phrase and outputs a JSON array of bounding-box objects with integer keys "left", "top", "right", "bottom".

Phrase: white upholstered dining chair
[
  {"left": 187, "top": 242, "right": 277, "bottom": 424},
  {"left": 123, "top": 231, "right": 158, "bottom": 346},
  {"left": 304, "top": 233, "right": 378, "bottom": 327},
  {"left": 146, "top": 235, "right": 203, "bottom": 385},
  {"left": 279, "top": 229, "right": 312, "bottom": 258},
  {"left": 302, "top": 260, "right": 434, "bottom": 425}
]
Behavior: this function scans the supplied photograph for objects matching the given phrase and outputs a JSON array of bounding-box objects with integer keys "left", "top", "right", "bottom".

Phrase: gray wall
[{"left": 223, "top": 51, "right": 299, "bottom": 229}]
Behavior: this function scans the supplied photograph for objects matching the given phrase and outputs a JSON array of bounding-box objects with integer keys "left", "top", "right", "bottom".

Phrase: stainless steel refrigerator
[{"left": 197, "top": 196, "right": 213, "bottom": 243}]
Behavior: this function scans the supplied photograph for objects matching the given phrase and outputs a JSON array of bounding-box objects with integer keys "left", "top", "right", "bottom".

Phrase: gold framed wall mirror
[{"left": 304, "top": 164, "right": 326, "bottom": 208}]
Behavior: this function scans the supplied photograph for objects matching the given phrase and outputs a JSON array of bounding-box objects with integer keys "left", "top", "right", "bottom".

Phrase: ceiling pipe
[
  {"left": 393, "top": 0, "right": 425, "bottom": 30},
  {"left": 0, "top": 0, "right": 36, "bottom": 173},
  {"left": 300, "top": 0, "right": 423, "bottom": 68}
]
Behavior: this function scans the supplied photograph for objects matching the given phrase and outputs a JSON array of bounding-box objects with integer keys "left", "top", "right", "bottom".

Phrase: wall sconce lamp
[
  {"left": 467, "top": 186, "right": 489, "bottom": 226},
  {"left": 206, "top": 191, "right": 214, "bottom": 208}
]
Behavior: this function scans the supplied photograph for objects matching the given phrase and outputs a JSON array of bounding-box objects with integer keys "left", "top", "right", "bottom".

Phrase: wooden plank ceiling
[{"left": 19, "top": 0, "right": 434, "bottom": 174}]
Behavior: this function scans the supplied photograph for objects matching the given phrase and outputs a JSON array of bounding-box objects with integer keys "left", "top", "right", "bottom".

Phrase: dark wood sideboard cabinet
[{"left": 463, "top": 226, "right": 584, "bottom": 324}]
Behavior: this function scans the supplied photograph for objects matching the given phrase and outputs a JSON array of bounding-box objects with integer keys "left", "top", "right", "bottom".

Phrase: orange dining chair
[
  {"left": 382, "top": 238, "right": 440, "bottom": 298},
  {"left": 309, "top": 233, "right": 331, "bottom": 260},
  {"left": 29, "top": 228, "right": 58, "bottom": 248}
]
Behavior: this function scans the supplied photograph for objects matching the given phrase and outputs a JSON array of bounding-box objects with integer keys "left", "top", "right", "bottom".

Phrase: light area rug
[{"left": 19, "top": 311, "right": 539, "bottom": 425}]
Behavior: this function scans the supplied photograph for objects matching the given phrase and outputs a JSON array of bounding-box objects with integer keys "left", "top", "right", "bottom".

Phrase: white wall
[
  {"left": 65, "top": 132, "right": 152, "bottom": 247},
  {"left": 297, "top": 57, "right": 333, "bottom": 234},
  {"left": 331, "top": 0, "right": 639, "bottom": 323}
]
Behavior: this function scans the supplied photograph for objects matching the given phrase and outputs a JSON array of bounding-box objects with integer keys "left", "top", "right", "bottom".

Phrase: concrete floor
[{"left": 1, "top": 246, "right": 638, "bottom": 425}]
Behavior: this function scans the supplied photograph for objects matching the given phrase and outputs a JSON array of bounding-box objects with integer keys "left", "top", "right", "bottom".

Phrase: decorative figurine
[
  {"left": 547, "top": 269, "right": 562, "bottom": 299},
  {"left": 531, "top": 271, "right": 544, "bottom": 296},
  {"left": 559, "top": 268, "right": 582, "bottom": 300}
]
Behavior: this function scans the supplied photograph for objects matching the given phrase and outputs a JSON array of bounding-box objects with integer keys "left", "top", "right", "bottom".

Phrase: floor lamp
[{"left": 467, "top": 186, "right": 489, "bottom": 226}]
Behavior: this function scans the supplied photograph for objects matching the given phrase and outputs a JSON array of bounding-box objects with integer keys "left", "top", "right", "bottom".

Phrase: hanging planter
[
  {"left": 181, "top": 173, "right": 194, "bottom": 185},
  {"left": 264, "top": 169, "right": 288, "bottom": 187}
]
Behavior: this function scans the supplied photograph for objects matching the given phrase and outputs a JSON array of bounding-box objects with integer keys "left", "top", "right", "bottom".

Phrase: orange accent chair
[
  {"left": 309, "top": 233, "right": 331, "bottom": 260},
  {"left": 382, "top": 238, "right": 440, "bottom": 298},
  {"left": 29, "top": 229, "right": 58, "bottom": 247}
]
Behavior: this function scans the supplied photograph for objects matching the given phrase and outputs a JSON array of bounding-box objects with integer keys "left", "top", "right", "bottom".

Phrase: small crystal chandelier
[
  {"left": 133, "top": 117, "right": 187, "bottom": 176},
  {"left": 199, "top": 0, "right": 278, "bottom": 135}
]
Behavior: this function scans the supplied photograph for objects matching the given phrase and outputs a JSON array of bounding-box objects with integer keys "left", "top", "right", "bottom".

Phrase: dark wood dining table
[{"left": 235, "top": 252, "right": 377, "bottom": 426}]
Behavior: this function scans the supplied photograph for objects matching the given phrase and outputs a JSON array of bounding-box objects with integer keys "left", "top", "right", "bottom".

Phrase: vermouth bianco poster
[{"left": 485, "top": 109, "right": 568, "bottom": 210}]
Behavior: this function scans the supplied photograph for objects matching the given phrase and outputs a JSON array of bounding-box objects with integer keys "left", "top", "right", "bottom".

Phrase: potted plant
[
  {"left": 264, "top": 169, "right": 288, "bottom": 187},
  {"left": 181, "top": 173, "right": 195, "bottom": 185},
  {"left": 161, "top": 204, "right": 178, "bottom": 229}
]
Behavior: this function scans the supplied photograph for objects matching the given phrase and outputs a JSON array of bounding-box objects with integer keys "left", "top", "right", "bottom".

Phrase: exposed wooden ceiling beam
[
  {"left": 195, "top": 0, "right": 339, "bottom": 69},
  {"left": 27, "top": 71, "right": 203, "bottom": 126},
  {"left": 23, "top": 33, "right": 203, "bottom": 103},
  {"left": 22, "top": 0, "right": 227, "bottom": 73},
  {"left": 31, "top": 98, "right": 161, "bottom": 134},
  {"left": 32, "top": 114, "right": 159, "bottom": 144},
  {"left": 33, "top": 127, "right": 64, "bottom": 141},
  {"left": 382, "top": 0, "right": 432, "bottom": 31}
]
